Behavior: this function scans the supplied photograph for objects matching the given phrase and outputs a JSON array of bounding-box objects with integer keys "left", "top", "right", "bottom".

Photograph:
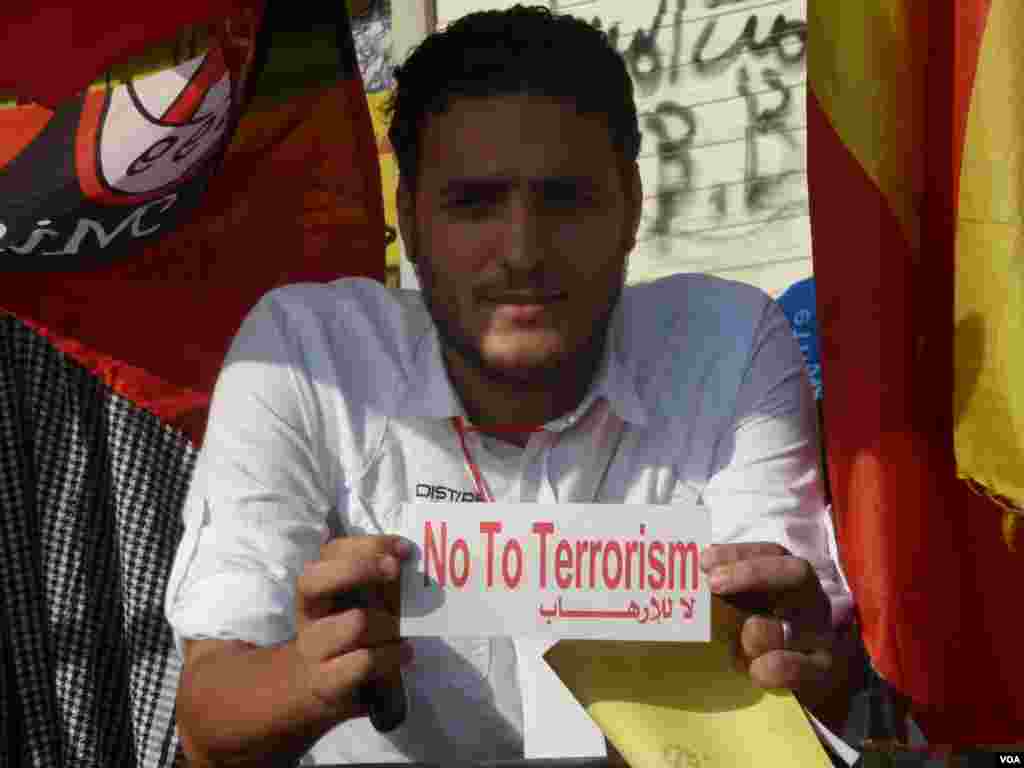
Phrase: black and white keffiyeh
[{"left": 0, "top": 314, "right": 195, "bottom": 768}]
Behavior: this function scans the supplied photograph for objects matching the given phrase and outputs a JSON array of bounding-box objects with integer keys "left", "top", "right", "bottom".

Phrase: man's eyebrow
[
  {"left": 440, "top": 176, "right": 598, "bottom": 196},
  {"left": 440, "top": 178, "right": 513, "bottom": 197}
]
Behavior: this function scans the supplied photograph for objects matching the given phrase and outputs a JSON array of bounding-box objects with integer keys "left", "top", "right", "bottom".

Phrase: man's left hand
[{"left": 700, "top": 542, "right": 858, "bottom": 734}]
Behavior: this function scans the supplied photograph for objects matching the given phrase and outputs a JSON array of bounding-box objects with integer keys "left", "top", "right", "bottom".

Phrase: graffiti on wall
[{"left": 583, "top": 0, "right": 810, "bottom": 286}]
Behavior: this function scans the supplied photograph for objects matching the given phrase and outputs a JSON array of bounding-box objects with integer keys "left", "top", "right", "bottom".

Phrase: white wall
[{"left": 398, "top": 0, "right": 812, "bottom": 297}]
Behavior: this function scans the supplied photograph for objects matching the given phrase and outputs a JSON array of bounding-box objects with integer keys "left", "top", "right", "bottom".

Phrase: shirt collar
[{"left": 393, "top": 299, "right": 648, "bottom": 430}]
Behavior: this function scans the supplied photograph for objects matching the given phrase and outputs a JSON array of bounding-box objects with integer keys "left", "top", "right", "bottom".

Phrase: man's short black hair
[{"left": 385, "top": 4, "right": 642, "bottom": 191}]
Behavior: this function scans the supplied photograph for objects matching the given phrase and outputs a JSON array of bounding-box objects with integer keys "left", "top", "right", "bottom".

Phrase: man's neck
[{"left": 443, "top": 346, "right": 603, "bottom": 447}]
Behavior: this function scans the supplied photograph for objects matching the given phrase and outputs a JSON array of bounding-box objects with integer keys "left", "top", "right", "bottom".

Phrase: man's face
[{"left": 398, "top": 93, "right": 642, "bottom": 388}]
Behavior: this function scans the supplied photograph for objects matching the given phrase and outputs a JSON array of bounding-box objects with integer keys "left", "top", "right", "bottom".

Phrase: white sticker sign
[{"left": 399, "top": 503, "right": 711, "bottom": 641}]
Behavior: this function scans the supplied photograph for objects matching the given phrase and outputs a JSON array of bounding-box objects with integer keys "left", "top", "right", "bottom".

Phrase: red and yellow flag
[
  {"left": 0, "top": 3, "right": 386, "bottom": 445},
  {"left": 809, "top": 0, "right": 1024, "bottom": 745}
]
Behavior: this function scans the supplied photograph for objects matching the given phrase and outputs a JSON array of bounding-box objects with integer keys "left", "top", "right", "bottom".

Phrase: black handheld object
[{"left": 334, "top": 590, "right": 407, "bottom": 732}]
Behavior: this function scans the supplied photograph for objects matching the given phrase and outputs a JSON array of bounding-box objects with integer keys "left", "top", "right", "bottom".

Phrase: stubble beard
[{"left": 412, "top": 243, "right": 622, "bottom": 393}]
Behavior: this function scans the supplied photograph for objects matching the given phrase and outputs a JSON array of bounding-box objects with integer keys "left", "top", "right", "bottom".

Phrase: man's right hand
[
  {"left": 176, "top": 534, "right": 416, "bottom": 767},
  {"left": 294, "top": 534, "right": 415, "bottom": 720}
]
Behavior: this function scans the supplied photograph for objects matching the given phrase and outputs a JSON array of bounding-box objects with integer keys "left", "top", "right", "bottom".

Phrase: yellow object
[
  {"left": 807, "top": 0, "right": 922, "bottom": 250},
  {"left": 954, "top": 0, "right": 1024, "bottom": 517},
  {"left": 366, "top": 90, "right": 402, "bottom": 271},
  {"left": 544, "top": 597, "right": 832, "bottom": 768}
]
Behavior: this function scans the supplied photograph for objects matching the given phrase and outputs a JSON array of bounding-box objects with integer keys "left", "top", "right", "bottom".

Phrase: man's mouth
[
  {"left": 483, "top": 293, "right": 567, "bottom": 322},
  {"left": 484, "top": 292, "right": 567, "bottom": 305}
]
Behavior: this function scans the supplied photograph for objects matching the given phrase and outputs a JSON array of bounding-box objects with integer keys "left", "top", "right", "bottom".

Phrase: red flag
[
  {"left": 808, "top": 0, "right": 1024, "bottom": 745},
  {"left": 0, "top": 2, "right": 386, "bottom": 445}
]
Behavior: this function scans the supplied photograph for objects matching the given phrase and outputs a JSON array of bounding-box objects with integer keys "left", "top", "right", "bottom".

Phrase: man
[{"left": 168, "top": 6, "right": 865, "bottom": 766}]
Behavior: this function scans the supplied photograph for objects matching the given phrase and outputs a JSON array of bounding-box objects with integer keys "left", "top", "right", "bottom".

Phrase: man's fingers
[
  {"left": 700, "top": 543, "right": 788, "bottom": 572},
  {"left": 312, "top": 640, "right": 414, "bottom": 712},
  {"left": 707, "top": 554, "right": 809, "bottom": 595},
  {"left": 298, "top": 607, "right": 400, "bottom": 664},
  {"left": 747, "top": 648, "right": 832, "bottom": 696},
  {"left": 707, "top": 554, "right": 832, "bottom": 629},
  {"left": 740, "top": 614, "right": 834, "bottom": 658},
  {"left": 297, "top": 535, "right": 411, "bottom": 601}
]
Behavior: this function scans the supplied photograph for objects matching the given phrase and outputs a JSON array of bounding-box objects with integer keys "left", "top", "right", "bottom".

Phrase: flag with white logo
[{"left": 0, "top": 1, "right": 386, "bottom": 444}]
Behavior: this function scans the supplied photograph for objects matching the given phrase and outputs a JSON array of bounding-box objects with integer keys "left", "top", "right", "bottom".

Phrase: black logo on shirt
[{"left": 415, "top": 483, "right": 484, "bottom": 503}]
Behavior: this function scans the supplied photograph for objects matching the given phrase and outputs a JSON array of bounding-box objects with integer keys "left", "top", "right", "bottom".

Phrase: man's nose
[{"left": 500, "top": 192, "right": 547, "bottom": 272}]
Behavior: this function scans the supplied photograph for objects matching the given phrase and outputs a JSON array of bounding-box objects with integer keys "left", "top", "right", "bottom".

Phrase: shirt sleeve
[
  {"left": 164, "top": 294, "right": 335, "bottom": 659},
  {"left": 698, "top": 297, "right": 860, "bottom": 761},
  {"left": 701, "top": 297, "right": 851, "bottom": 625}
]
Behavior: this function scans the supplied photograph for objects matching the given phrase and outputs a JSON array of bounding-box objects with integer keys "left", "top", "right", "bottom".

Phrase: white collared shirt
[{"left": 165, "top": 273, "right": 856, "bottom": 765}]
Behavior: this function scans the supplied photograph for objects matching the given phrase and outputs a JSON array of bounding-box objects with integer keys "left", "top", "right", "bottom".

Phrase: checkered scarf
[{"left": 0, "top": 314, "right": 194, "bottom": 768}]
